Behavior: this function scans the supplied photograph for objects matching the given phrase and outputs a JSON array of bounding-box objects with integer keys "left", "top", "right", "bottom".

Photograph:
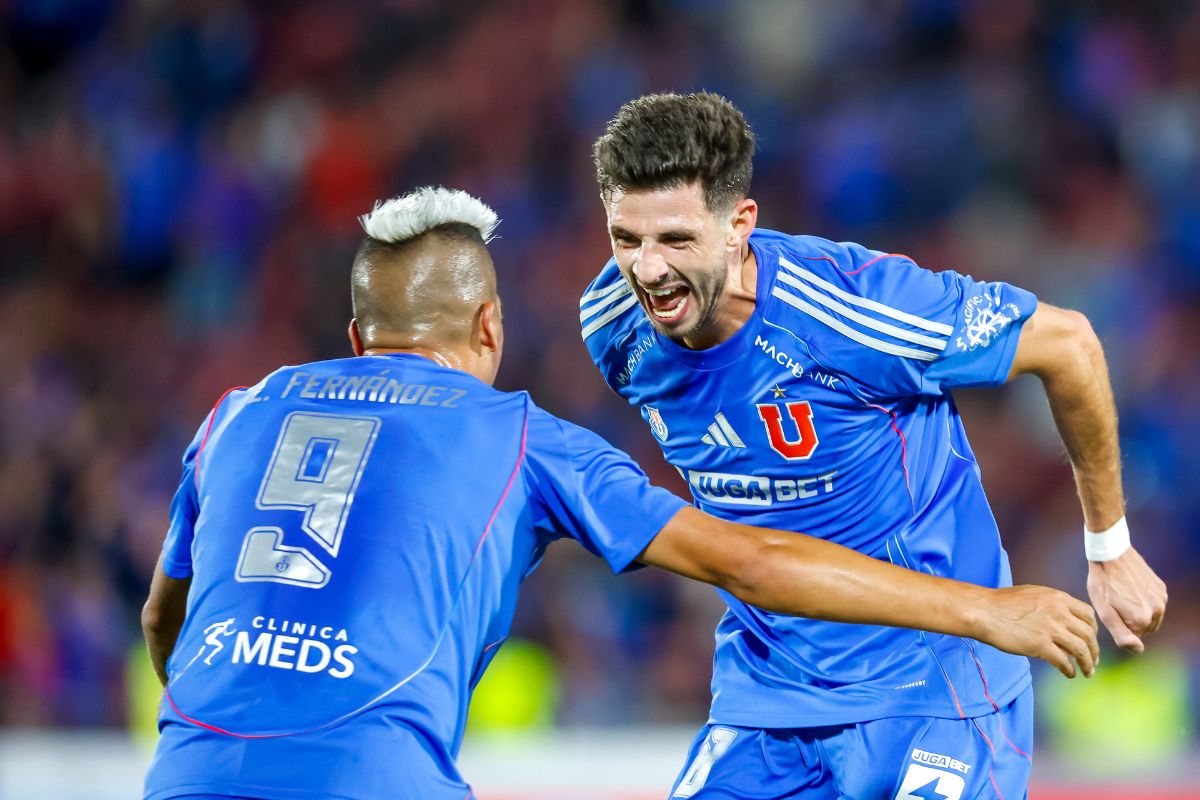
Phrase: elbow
[
  {"left": 141, "top": 599, "right": 165, "bottom": 641},
  {"left": 705, "top": 527, "right": 765, "bottom": 599},
  {"left": 715, "top": 532, "right": 809, "bottom": 616},
  {"left": 1062, "top": 311, "right": 1106, "bottom": 384},
  {"left": 1061, "top": 309, "right": 1101, "bottom": 356},
  {"left": 1038, "top": 308, "right": 1104, "bottom": 383}
]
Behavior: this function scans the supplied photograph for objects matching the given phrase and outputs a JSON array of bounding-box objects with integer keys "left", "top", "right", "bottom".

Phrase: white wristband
[{"left": 1085, "top": 516, "right": 1131, "bottom": 562}]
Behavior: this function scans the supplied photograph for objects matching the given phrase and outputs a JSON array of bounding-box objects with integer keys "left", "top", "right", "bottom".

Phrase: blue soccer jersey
[
  {"left": 143, "top": 353, "right": 687, "bottom": 800},
  {"left": 581, "top": 229, "right": 1039, "bottom": 728}
]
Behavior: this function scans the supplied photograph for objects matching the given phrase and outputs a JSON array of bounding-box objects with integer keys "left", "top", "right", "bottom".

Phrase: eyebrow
[{"left": 609, "top": 226, "right": 697, "bottom": 241}]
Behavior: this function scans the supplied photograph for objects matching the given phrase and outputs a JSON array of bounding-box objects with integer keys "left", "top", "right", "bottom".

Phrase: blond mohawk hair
[{"left": 359, "top": 186, "right": 499, "bottom": 244}]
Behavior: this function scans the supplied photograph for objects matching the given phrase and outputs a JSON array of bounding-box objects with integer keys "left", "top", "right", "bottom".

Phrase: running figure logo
[{"left": 200, "top": 618, "right": 237, "bottom": 665}]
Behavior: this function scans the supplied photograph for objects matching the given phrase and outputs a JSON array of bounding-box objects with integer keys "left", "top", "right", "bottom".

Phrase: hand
[
  {"left": 1087, "top": 546, "right": 1167, "bottom": 653},
  {"left": 974, "top": 585, "right": 1100, "bottom": 679}
]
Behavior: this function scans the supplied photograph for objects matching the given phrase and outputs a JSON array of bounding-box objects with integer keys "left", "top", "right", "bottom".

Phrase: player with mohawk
[{"left": 142, "top": 187, "right": 1097, "bottom": 800}]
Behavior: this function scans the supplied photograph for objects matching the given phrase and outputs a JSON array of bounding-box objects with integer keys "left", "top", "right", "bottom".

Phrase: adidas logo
[{"left": 700, "top": 413, "right": 746, "bottom": 449}]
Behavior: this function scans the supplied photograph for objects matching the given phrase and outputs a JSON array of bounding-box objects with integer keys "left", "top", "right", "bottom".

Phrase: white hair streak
[{"left": 358, "top": 186, "right": 500, "bottom": 245}]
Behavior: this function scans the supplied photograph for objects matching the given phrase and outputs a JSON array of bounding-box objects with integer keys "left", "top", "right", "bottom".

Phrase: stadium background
[{"left": 1, "top": 0, "right": 1198, "bottom": 796}]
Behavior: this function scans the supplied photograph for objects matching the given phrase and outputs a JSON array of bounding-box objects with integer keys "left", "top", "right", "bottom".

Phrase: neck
[
  {"left": 363, "top": 346, "right": 462, "bottom": 371},
  {"left": 680, "top": 243, "right": 759, "bottom": 350}
]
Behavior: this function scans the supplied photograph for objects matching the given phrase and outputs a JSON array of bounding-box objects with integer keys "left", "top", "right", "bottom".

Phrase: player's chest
[{"left": 622, "top": 342, "right": 892, "bottom": 492}]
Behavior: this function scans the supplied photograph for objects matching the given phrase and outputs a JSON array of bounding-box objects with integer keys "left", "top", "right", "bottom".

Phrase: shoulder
[
  {"left": 578, "top": 258, "right": 655, "bottom": 389},
  {"left": 525, "top": 402, "right": 603, "bottom": 453},
  {"left": 760, "top": 230, "right": 954, "bottom": 301},
  {"left": 524, "top": 404, "right": 634, "bottom": 487},
  {"left": 521, "top": 404, "right": 587, "bottom": 496},
  {"left": 758, "top": 231, "right": 959, "bottom": 364}
]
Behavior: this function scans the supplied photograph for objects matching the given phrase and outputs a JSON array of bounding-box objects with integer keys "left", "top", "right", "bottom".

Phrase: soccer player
[
  {"left": 580, "top": 93, "right": 1168, "bottom": 798},
  {"left": 142, "top": 187, "right": 1098, "bottom": 800}
]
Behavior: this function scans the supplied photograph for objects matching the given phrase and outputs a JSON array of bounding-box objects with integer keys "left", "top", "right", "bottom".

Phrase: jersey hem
[
  {"left": 146, "top": 783, "right": 363, "bottom": 800},
  {"left": 707, "top": 671, "right": 1031, "bottom": 729}
]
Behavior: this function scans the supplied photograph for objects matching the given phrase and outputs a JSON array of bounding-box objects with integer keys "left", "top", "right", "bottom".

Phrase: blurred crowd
[{"left": 1, "top": 0, "right": 1198, "bottom": 736}]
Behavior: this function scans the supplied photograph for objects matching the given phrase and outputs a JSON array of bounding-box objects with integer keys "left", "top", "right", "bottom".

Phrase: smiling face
[{"left": 605, "top": 181, "right": 757, "bottom": 349}]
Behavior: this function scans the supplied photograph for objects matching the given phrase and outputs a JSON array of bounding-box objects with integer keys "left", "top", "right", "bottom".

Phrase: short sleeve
[
  {"left": 523, "top": 408, "right": 688, "bottom": 573},
  {"left": 579, "top": 259, "right": 646, "bottom": 395},
  {"left": 160, "top": 414, "right": 209, "bottom": 579},
  {"left": 922, "top": 272, "right": 1038, "bottom": 392},
  {"left": 779, "top": 241, "right": 1037, "bottom": 398}
]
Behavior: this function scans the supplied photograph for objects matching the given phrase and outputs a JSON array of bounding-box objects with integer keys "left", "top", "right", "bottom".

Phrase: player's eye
[{"left": 660, "top": 235, "right": 694, "bottom": 247}]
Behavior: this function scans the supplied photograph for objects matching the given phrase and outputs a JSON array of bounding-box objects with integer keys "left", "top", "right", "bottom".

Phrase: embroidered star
[{"left": 770, "top": 385, "right": 786, "bottom": 399}]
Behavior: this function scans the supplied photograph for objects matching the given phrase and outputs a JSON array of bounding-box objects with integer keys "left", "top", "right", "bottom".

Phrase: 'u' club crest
[{"left": 645, "top": 406, "right": 668, "bottom": 442}]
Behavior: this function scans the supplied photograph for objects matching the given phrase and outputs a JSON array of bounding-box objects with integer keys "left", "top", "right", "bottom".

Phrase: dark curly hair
[{"left": 592, "top": 92, "right": 755, "bottom": 211}]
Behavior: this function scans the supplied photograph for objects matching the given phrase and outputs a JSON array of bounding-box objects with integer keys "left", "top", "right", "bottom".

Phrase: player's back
[{"left": 145, "top": 353, "right": 538, "bottom": 800}]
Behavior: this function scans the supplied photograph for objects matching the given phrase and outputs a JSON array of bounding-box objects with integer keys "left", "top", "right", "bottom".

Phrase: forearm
[
  {"left": 641, "top": 506, "right": 1098, "bottom": 673},
  {"left": 142, "top": 556, "right": 191, "bottom": 687},
  {"left": 1039, "top": 322, "right": 1124, "bottom": 530},
  {"left": 1008, "top": 305, "right": 1124, "bottom": 530},
  {"left": 642, "top": 507, "right": 990, "bottom": 639},
  {"left": 725, "top": 524, "right": 991, "bottom": 637},
  {"left": 143, "top": 617, "right": 181, "bottom": 687}
]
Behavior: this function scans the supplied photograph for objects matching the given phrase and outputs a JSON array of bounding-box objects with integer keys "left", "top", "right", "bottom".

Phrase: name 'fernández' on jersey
[
  {"left": 144, "top": 353, "right": 685, "bottom": 800},
  {"left": 580, "top": 229, "right": 1039, "bottom": 728}
]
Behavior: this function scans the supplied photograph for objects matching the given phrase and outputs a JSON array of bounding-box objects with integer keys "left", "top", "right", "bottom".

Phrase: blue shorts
[{"left": 670, "top": 685, "right": 1033, "bottom": 799}]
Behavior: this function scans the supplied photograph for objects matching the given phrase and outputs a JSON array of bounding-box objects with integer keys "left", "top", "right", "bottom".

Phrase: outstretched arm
[
  {"left": 1007, "top": 303, "right": 1167, "bottom": 651},
  {"left": 639, "top": 506, "right": 1099, "bottom": 679},
  {"left": 142, "top": 555, "right": 191, "bottom": 686}
]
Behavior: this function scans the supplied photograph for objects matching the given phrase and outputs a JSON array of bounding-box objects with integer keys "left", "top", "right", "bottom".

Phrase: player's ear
[
  {"left": 348, "top": 319, "right": 366, "bottom": 356},
  {"left": 471, "top": 299, "right": 504, "bottom": 385},
  {"left": 727, "top": 197, "right": 758, "bottom": 251},
  {"left": 476, "top": 299, "right": 503, "bottom": 355}
]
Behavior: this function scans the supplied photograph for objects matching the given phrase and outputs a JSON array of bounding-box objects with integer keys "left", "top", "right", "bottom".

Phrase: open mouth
[{"left": 644, "top": 285, "right": 690, "bottom": 323}]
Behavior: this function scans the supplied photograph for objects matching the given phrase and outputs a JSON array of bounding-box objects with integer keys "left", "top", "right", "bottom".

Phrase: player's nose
[{"left": 632, "top": 249, "right": 670, "bottom": 286}]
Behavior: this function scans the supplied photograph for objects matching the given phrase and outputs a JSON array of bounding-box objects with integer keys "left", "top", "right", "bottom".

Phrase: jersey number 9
[{"left": 234, "top": 412, "right": 380, "bottom": 589}]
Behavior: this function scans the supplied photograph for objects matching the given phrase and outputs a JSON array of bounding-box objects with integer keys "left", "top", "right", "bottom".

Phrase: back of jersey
[{"left": 151, "top": 354, "right": 533, "bottom": 797}]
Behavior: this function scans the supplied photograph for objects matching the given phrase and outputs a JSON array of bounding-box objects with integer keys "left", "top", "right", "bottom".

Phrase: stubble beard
[{"left": 662, "top": 263, "right": 728, "bottom": 347}]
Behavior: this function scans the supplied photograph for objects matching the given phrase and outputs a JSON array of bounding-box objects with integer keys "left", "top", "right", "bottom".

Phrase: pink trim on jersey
[
  {"left": 843, "top": 252, "right": 912, "bottom": 276},
  {"left": 971, "top": 717, "right": 1008, "bottom": 800},
  {"left": 967, "top": 645, "right": 1002, "bottom": 714},
  {"left": 988, "top": 766, "right": 1006, "bottom": 800},
  {"left": 966, "top": 642, "right": 1032, "bottom": 762},
  {"left": 795, "top": 254, "right": 840, "bottom": 268},
  {"left": 934, "top": 661, "right": 966, "bottom": 720},
  {"left": 972, "top": 706, "right": 999, "bottom": 754},
  {"left": 472, "top": 412, "right": 528, "bottom": 561},
  {"left": 194, "top": 386, "right": 247, "bottom": 491},
  {"left": 999, "top": 718, "right": 1032, "bottom": 762},
  {"left": 1000, "top": 721, "right": 1032, "bottom": 763},
  {"left": 164, "top": 688, "right": 278, "bottom": 740},
  {"left": 867, "top": 404, "right": 912, "bottom": 506}
]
